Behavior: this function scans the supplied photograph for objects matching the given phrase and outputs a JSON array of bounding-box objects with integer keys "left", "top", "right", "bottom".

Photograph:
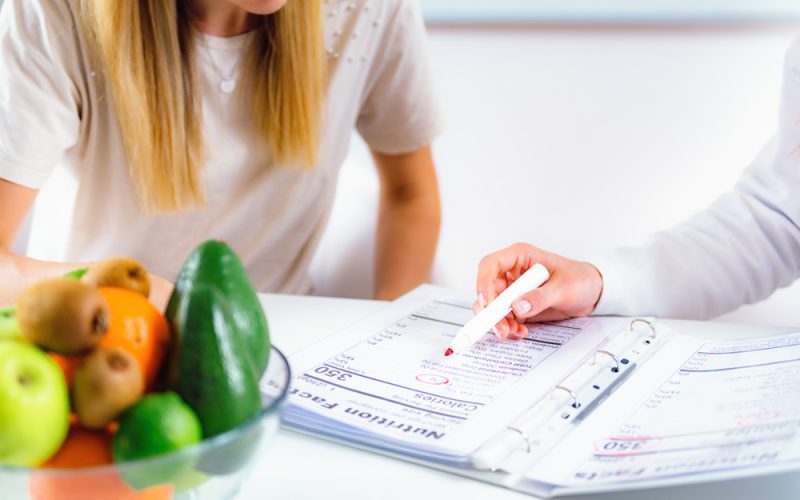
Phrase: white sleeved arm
[
  {"left": 592, "top": 38, "right": 800, "bottom": 320},
  {"left": 356, "top": 0, "right": 444, "bottom": 155}
]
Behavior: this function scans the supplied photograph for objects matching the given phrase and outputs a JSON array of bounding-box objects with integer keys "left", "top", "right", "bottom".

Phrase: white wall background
[
  {"left": 422, "top": 0, "right": 800, "bottom": 23},
  {"left": 311, "top": 24, "right": 800, "bottom": 328}
]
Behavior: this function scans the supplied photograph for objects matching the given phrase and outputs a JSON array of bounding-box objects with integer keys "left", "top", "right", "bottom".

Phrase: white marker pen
[{"left": 444, "top": 263, "right": 550, "bottom": 356}]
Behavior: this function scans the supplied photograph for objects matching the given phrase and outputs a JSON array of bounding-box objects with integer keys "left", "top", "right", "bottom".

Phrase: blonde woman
[{"left": 0, "top": 0, "right": 442, "bottom": 306}]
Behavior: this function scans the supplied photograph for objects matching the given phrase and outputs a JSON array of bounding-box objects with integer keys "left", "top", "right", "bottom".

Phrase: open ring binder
[
  {"left": 553, "top": 385, "right": 579, "bottom": 408},
  {"left": 594, "top": 349, "right": 621, "bottom": 373},
  {"left": 286, "top": 287, "right": 674, "bottom": 481},
  {"left": 507, "top": 425, "right": 532, "bottom": 453},
  {"left": 284, "top": 287, "right": 800, "bottom": 499},
  {"left": 630, "top": 318, "right": 656, "bottom": 338},
  {"left": 476, "top": 317, "right": 662, "bottom": 469}
]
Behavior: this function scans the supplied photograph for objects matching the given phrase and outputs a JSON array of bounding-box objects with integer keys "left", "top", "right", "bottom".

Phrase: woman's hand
[
  {"left": 2, "top": 179, "right": 176, "bottom": 310},
  {"left": 475, "top": 243, "right": 604, "bottom": 339}
]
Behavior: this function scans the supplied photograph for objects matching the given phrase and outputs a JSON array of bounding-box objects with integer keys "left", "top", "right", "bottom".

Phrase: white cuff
[{"left": 589, "top": 251, "right": 631, "bottom": 316}]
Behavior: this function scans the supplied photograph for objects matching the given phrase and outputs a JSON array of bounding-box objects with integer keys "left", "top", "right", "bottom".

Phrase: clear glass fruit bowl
[{"left": 0, "top": 347, "right": 291, "bottom": 500}]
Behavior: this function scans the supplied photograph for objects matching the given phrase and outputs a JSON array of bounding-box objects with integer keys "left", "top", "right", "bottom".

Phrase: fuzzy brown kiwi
[
  {"left": 17, "top": 278, "right": 110, "bottom": 355},
  {"left": 82, "top": 257, "right": 151, "bottom": 298},
  {"left": 72, "top": 347, "right": 144, "bottom": 429}
]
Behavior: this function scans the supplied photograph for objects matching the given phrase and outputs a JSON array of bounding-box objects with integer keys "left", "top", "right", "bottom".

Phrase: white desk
[{"left": 237, "top": 294, "right": 796, "bottom": 500}]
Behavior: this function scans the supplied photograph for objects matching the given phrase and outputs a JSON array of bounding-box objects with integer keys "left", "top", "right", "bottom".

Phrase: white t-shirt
[
  {"left": 592, "top": 36, "right": 800, "bottom": 320},
  {"left": 0, "top": 0, "right": 442, "bottom": 293}
]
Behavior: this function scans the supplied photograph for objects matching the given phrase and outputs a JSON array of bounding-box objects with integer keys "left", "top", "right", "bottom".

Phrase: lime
[
  {"left": 113, "top": 392, "right": 202, "bottom": 489},
  {"left": 113, "top": 392, "right": 201, "bottom": 461}
]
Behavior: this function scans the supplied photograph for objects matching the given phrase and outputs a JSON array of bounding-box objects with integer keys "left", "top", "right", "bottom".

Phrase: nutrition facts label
[
  {"left": 571, "top": 332, "right": 800, "bottom": 482},
  {"left": 284, "top": 287, "right": 605, "bottom": 459}
]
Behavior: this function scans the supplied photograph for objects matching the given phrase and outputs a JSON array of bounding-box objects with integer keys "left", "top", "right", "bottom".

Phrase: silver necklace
[{"left": 201, "top": 42, "right": 241, "bottom": 94}]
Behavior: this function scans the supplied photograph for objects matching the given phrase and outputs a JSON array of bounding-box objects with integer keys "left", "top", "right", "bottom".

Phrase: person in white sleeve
[
  {"left": 475, "top": 37, "right": 800, "bottom": 339},
  {"left": 0, "top": 0, "right": 442, "bottom": 307}
]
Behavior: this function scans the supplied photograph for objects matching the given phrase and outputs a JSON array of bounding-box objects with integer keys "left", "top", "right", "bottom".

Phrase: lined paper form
[
  {"left": 524, "top": 331, "right": 800, "bottom": 489},
  {"left": 283, "top": 286, "right": 621, "bottom": 464},
  {"left": 277, "top": 286, "right": 800, "bottom": 498}
]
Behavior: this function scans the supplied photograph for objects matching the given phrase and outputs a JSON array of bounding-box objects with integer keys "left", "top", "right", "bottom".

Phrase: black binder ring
[
  {"left": 630, "top": 319, "right": 656, "bottom": 339},
  {"left": 507, "top": 425, "right": 531, "bottom": 453},
  {"left": 553, "top": 385, "right": 579, "bottom": 408},
  {"left": 595, "top": 349, "right": 621, "bottom": 373}
]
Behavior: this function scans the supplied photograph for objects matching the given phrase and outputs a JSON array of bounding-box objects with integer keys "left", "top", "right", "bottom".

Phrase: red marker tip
[{"left": 444, "top": 348, "right": 454, "bottom": 357}]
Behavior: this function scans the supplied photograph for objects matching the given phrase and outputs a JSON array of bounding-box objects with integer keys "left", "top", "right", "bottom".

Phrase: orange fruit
[
  {"left": 41, "top": 425, "right": 113, "bottom": 469},
  {"left": 98, "top": 287, "right": 171, "bottom": 390},
  {"left": 51, "top": 354, "right": 81, "bottom": 388},
  {"left": 30, "top": 470, "right": 172, "bottom": 500},
  {"left": 31, "top": 425, "right": 173, "bottom": 500},
  {"left": 51, "top": 288, "right": 171, "bottom": 391}
]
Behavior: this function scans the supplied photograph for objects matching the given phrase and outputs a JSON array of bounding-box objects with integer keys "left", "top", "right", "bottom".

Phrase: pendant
[{"left": 219, "top": 78, "right": 236, "bottom": 94}]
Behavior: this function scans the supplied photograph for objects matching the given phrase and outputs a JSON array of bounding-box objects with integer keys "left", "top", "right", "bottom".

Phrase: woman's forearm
[
  {"left": 0, "top": 250, "right": 86, "bottom": 305},
  {"left": 373, "top": 146, "right": 441, "bottom": 300},
  {"left": 371, "top": 145, "right": 441, "bottom": 300},
  {"left": 0, "top": 180, "right": 77, "bottom": 305},
  {"left": 0, "top": 251, "right": 173, "bottom": 309},
  {"left": 374, "top": 191, "right": 440, "bottom": 300}
]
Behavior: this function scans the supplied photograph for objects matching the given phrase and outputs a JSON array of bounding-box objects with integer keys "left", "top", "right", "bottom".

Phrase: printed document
[
  {"left": 524, "top": 331, "right": 800, "bottom": 489},
  {"left": 284, "top": 286, "right": 625, "bottom": 464}
]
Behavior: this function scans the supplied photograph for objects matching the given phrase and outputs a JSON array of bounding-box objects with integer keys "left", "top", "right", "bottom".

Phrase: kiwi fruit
[
  {"left": 73, "top": 347, "right": 144, "bottom": 429},
  {"left": 83, "top": 257, "right": 151, "bottom": 298},
  {"left": 17, "top": 278, "right": 110, "bottom": 355}
]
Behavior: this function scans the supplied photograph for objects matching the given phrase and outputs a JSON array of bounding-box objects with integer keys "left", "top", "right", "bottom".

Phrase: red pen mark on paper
[
  {"left": 444, "top": 348, "right": 454, "bottom": 357},
  {"left": 416, "top": 374, "right": 449, "bottom": 385}
]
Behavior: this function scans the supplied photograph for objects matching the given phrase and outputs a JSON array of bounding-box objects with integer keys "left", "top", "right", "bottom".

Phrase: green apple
[
  {"left": 0, "top": 340, "right": 70, "bottom": 466},
  {"left": 0, "top": 305, "right": 20, "bottom": 340}
]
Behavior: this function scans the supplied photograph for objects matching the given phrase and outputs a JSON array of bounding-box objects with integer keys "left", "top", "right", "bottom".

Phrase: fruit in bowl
[
  {"left": 19, "top": 347, "right": 291, "bottom": 500},
  {"left": 166, "top": 239, "right": 271, "bottom": 377},
  {"left": 169, "top": 284, "right": 261, "bottom": 438},
  {"left": 0, "top": 304, "right": 20, "bottom": 340},
  {"left": 82, "top": 257, "right": 152, "bottom": 298},
  {"left": 17, "top": 279, "right": 110, "bottom": 355},
  {"left": 72, "top": 346, "right": 144, "bottom": 429},
  {"left": 0, "top": 241, "right": 289, "bottom": 499},
  {"left": 165, "top": 241, "right": 274, "bottom": 475},
  {"left": 0, "top": 340, "right": 69, "bottom": 467},
  {"left": 112, "top": 391, "right": 203, "bottom": 489}
]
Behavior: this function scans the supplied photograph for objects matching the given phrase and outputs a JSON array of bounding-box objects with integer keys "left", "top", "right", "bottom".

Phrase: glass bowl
[{"left": 0, "top": 347, "right": 291, "bottom": 500}]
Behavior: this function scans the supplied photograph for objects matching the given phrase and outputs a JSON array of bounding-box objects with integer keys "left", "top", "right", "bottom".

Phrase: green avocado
[
  {"left": 169, "top": 284, "right": 262, "bottom": 438},
  {"left": 166, "top": 240, "right": 270, "bottom": 376}
]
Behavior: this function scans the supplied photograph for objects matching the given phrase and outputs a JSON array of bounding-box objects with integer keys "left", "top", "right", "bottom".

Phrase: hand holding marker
[{"left": 444, "top": 264, "right": 550, "bottom": 356}]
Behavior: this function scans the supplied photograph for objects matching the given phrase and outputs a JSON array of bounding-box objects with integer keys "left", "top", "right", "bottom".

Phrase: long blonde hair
[{"left": 79, "top": 0, "right": 324, "bottom": 213}]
